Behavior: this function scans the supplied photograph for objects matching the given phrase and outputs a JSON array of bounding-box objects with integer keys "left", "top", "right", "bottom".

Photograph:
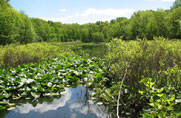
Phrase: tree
[
  {"left": 92, "top": 32, "right": 104, "bottom": 42},
  {"left": 80, "top": 28, "right": 89, "bottom": 42},
  {"left": 0, "top": 7, "right": 21, "bottom": 45},
  {"left": 0, "top": 0, "right": 181, "bottom": 45},
  {"left": 0, "top": 0, "right": 10, "bottom": 9},
  {"left": 102, "top": 25, "right": 113, "bottom": 41},
  {"left": 167, "top": 7, "right": 181, "bottom": 38},
  {"left": 31, "top": 18, "right": 52, "bottom": 42},
  {"left": 18, "top": 14, "right": 36, "bottom": 44},
  {"left": 172, "top": 0, "right": 181, "bottom": 9}
]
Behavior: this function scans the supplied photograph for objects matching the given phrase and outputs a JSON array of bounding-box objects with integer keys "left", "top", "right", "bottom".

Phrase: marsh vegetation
[{"left": 0, "top": 0, "right": 181, "bottom": 118}]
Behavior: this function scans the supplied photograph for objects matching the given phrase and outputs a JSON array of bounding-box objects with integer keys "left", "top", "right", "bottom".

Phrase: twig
[{"left": 117, "top": 68, "right": 128, "bottom": 118}]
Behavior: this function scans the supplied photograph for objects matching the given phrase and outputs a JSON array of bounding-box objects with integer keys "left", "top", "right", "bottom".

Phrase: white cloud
[
  {"left": 41, "top": 17, "right": 67, "bottom": 22},
  {"left": 59, "top": 8, "right": 67, "bottom": 12},
  {"left": 40, "top": 8, "right": 135, "bottom": 24},
  {"left": 41, "top": 15, "right": 74, "bottom": 22},
  {"left": 75, "top": 8, "right": 134, "bottom": 24},
  {"left": 80, "top": 8, "right": 134, "bottom": 17}
]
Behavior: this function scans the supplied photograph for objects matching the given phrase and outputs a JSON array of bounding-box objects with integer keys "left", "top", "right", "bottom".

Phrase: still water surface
[
  {"left": 5, "top": 86, "right": 109, "bottom": 118},
  {"left": 3, "top": 43, "right": 109, "bottom": 118},
  {"left": 63, "top": 43, "right": 107, "bottom": 58}
]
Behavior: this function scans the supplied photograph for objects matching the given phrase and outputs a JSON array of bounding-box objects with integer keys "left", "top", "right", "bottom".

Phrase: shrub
[
  {"left": 92, "top": 37, "right": 181, "bottom": 117},
  {"left": 140, "top": 77, "right": 180, "bottom": 118},
  {"left": 0, "top": 42, "right": 74, "bottom": 67}
]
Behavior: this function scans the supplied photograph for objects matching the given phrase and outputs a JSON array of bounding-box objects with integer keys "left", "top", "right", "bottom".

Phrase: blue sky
[{"left": 10, "top": 0, "right": 175, "bottom": 24}]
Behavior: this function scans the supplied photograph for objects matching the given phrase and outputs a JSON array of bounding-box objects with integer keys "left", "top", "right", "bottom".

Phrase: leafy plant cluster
[
  {"left": 0, "top": 0, "right": 181, "bottom": 45},
  {"left": 140, "top": 76, "right": 180, "bottom": 118},
  {"left": 0, "top": 42, "right": 73, "bottom": 67},
  {"left": 92, "top": 38, "right": 181, "bottom": 117},
  {"left": 0, "top": 56, "right": 106, "bottom": 111}
]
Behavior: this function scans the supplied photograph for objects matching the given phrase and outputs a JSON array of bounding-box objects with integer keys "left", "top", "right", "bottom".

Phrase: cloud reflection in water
[
  {"left": 14, "top": 88, "right": 71, "bottom": 114},
  {"left": 7, "top": 86, "right": 109, "bottom": 118},
  {"left": 70, "top": 103, "right": 109, "bottom": 118}
]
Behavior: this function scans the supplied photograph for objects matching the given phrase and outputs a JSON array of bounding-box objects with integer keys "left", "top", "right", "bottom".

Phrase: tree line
[{"left": 0, "top": 0, "right": 181, "bottom": 45}]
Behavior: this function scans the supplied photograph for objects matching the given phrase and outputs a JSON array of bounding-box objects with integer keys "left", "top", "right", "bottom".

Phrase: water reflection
[
  {"left": 14, "top": 88, "right": 71, "bottom": 114},
  {"left": 5, "top": 86, "right": 109, "bottom": 118},
  {"left": 70, "top": 103, "right": 108, "bottom": 118},
  {"left": 62, "top": 43, "right": 108, "bottom": 58}
]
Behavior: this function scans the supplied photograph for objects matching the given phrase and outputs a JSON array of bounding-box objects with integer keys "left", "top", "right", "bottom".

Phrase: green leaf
[
  {"left": 139, "top": 90, "right": 144, "bottom": 95},
  {"left": 0, "top": 95, "right": 4, "bottom": 100},
  {"left": 0, "top": 105, "right": 6, "bottom": 110},
  {"left": 37, "top": 86, "right": 44, "bottom": 92},
  {"left": 21, "top": 91, "right": 28, "bottom": 97},
  {"left": 168, "top": 95, "right": 175, "bottom": 102},
  {"left": 111, "top": 85, "right": 117, "bottom": 89},
  {"left": 143, "top": 113, "right": 154, "bottom": 118},
  {"left": 31, "top": 92, "right": 41, "bottom": 99},
  {"left": 4, "top": 92, "right": 12, "bottom": 98},
  {"left": 96, "top": 72, "right": 102, "bottom": 79},
  {"left": 149, "top": 103, "right": 155, "bottom": 107},
  {"left": 7, "top": 107, "right": 16, "bottom": 111}
]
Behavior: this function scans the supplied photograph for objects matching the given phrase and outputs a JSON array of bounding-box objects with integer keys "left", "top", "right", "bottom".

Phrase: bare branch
[{"left": 117, "top": 68, "right": 128, "bottom": 118}]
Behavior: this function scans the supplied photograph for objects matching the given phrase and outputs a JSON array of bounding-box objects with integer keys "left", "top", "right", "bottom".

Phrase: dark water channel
[{"left": 2, "top": 43, "right": 109, "bottom": 118}]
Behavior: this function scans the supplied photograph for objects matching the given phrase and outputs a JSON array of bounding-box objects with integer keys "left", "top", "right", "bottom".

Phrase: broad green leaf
[{"left": 31, "top": 92, "right": 41, "bottom": 99}]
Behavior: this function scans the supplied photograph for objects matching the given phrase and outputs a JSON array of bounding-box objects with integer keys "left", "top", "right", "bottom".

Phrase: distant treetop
[{"left": 172, "top": 0, "right": 181, "bottom": 9}]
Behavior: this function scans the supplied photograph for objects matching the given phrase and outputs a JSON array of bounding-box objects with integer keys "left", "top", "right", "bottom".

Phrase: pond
[
  {"left": 62, "top": 43, "right": 108, "bottom": 58},
  {"left": 1, "top": 43, "right": 110, "bottom": 118},
  {"left": 3, "top": 85, "right": 109, "bottom": 118}
]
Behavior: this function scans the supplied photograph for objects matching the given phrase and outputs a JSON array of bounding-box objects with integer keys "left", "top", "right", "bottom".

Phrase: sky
[{"left": 9, "top": 0, "right": 175, "bottom": 24}]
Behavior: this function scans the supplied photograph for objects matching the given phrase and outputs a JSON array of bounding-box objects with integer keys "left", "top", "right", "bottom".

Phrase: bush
[
  {"left": 0, "top": 42, "right": 74, "bottom": 67},
  {"left": 140, "top": 76, "right": 180, "bottom": 118},
  {"left": 106, "top": 37, "right": 181, "bottom": 79},
  {"left": 92, "top": 37, "right": 181, "bottom": 117}
]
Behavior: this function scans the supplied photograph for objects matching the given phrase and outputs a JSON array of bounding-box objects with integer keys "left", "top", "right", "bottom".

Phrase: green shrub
[
  {"left": 106, "top": 37, "right": 181, "bottom": 79},
  {"left": 140, "top": 76, "right": 180, "bottom": 118},
  {"left": 92, "top": 37, "right": 181, "bottom": 117},
  {"left": 0, "top": 42, "right": 74, "bottom": 67}
]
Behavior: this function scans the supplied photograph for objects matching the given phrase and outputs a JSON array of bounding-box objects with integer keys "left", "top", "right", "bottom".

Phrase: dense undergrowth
[
  {"left": 0, "top": 56, "right": 106, "bottom": 111},
  {"left": 0, "top": 42, "right": 73, "bottom": 67},
  {"left": 91, "top": 37, "right": 181, "bottom": 117}
]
